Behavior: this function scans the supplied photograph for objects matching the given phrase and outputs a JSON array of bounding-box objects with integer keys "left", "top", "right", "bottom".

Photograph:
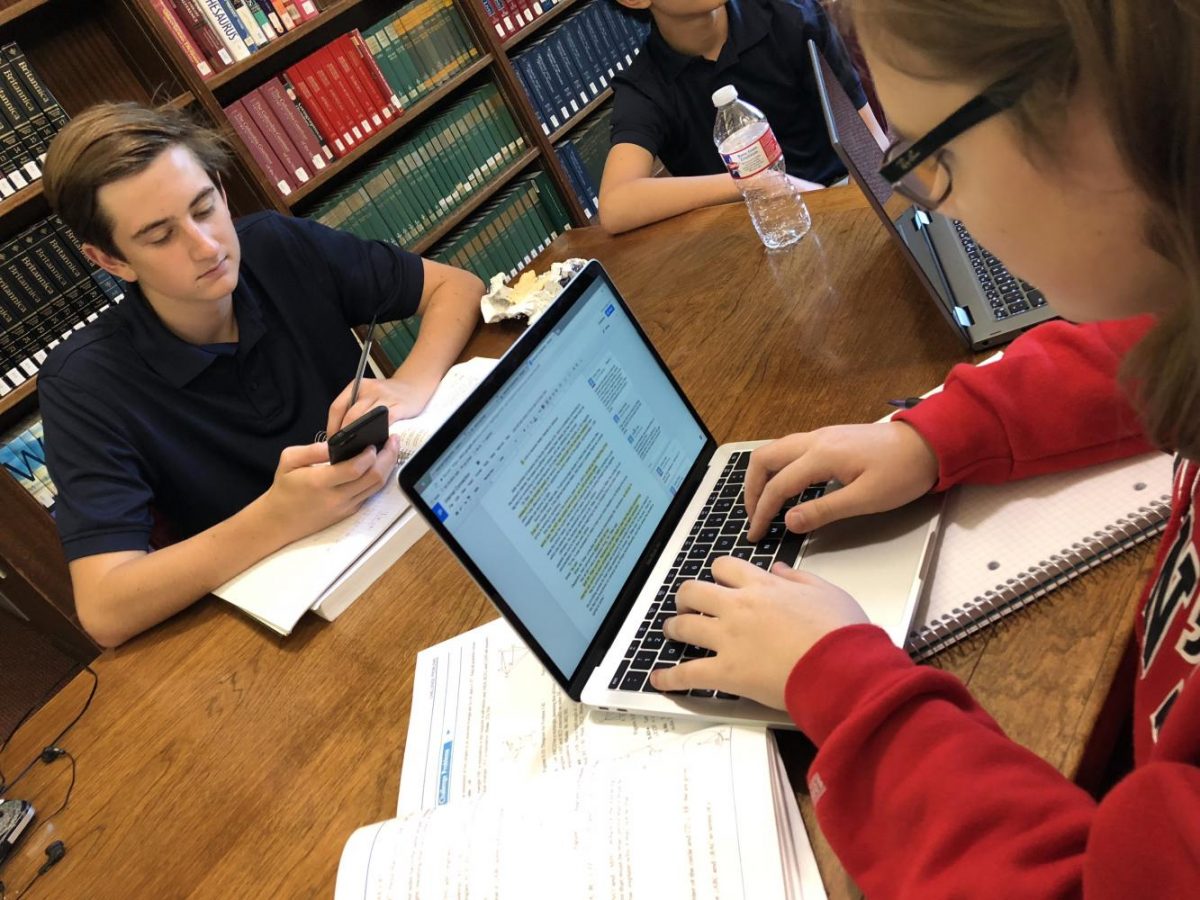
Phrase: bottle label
[{"left": 720, "top": 127, "right": 783, "bottom": 179}]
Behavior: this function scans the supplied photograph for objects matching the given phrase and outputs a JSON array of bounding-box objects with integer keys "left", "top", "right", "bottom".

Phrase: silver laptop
[
  {"left": 809, "top": 41, "right": 1057, "bottom": 351},
  {"left": 400, "top": 261, "right": 942, "bottom": 727}
]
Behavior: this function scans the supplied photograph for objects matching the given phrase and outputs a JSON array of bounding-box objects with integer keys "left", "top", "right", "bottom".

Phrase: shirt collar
[
  {"left": 647, "top": 0, "right": 770, "bottom": 78},
  {"left": 118, "top": 279, "right": 267, "bottom": 388}
]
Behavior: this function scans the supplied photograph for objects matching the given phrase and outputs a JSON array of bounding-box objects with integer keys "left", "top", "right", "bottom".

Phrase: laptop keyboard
[
  {"left": 954, "top": 221, "right": 1049, "bottom": 320},
  {"left": 609, "top": 450, "right": 826, "bottom": 699}
]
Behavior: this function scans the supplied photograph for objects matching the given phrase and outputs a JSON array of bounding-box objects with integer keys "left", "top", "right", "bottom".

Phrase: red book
[
  {"left": 332, "top": 34, "right": 388, "bottom": 127},
  {"left": 285, "top": 58, "right": 352, "bottom": 153},
  {"left": 292, "top": 0, "right": 319, "bottom": 21},
  {"left": 348, "top": 30, "right": 401, "bottom": 117},
  {"left": 241, "top": 88, "right": 311, "bottom": 184},
  {"left": 280, "top": 73, "right": 334, "bottom": 161},
  {"left": 224, "top": 99, "right": 294, "bottom": 197},
  {"left": 175, "top": 0, "right": 233, "bottom": 69},
  {"left": 259, "top": 77, "right": 326, "bottom": 170},
  {"left": 312, "top": 45, "right": 370, "bottom": 139},
  {"left": 150, "top": 0, "right": 214, "bottom": 78}
]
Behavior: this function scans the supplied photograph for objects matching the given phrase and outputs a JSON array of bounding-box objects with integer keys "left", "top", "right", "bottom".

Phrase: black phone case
[{"left": 328, "top": 405, "right": 389, "bottom": 464}]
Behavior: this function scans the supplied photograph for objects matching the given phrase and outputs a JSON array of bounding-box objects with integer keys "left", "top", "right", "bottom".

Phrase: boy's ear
[
  {"left": 615, "top": 0, "right": 652, "bottom": 10},
  {"left": 82, "top": 243, "right": 138, "bottom": 284}
]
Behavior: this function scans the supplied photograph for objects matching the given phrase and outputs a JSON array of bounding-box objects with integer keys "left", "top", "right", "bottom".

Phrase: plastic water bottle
[{"left": 712, "top": 85, "right": 811, "bottom": 249}]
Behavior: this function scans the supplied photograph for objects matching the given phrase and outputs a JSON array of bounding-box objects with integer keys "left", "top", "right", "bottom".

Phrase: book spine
[
  {"left": 245, "top": 0, "right": 279, "bottom": 41},
  {"left": 0, "top": 58, "right": 47, "bottom": 170},
  {"left": 313, "top": 45, "right": 369, "bottom": 140},
  {"left": 331, "top": 34, "right": 385, "bottom": 128},
  {"left": 287, "top": 59, "right": 352, "bottom": 153},
  {"left": 259, "top": 77, "right": 326, "bottom": 171},
  {"left": 224, "top": 99, "right": 293, "bottom": 195},
  {"left": 242, "top": 88, "right": 310, "bottom": 184},
  {"left": 348, "top": 30, "right": 400, "bottom": 116},
  {"left": 279, "top": 73, "right": 334, "bottom": 160},
  {"left": 197, "top": 0, "right": 252, "bottom": 61},
  {"left": 149, "top": 0, "right": 215, "bottom": 79},
  {"left": 175, "top": 0, "right": 235, "bottom": 68},
  {"left": 217, "top": 0, "right": 259, "bottom": 52}
]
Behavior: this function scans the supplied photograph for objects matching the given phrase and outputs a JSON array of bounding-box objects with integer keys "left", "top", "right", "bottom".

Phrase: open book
[
  {"left": 213, "top": 358, "right": 497, "bottom": 635},
  {"left": 335, "top": 619, "right": 826, "bottom": 899}
]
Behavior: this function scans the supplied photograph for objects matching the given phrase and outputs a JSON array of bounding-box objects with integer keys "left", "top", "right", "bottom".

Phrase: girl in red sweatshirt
[{"left": 651, "top": 1, "right": 1200, "bottom": 896}]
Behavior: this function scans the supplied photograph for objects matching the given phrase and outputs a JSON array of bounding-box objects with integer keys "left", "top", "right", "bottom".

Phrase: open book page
[
  {"left": 338, "top": 726, "right": 804, "bottom": 900},
  {"left": 390, "top": 357, "right": 498, "bottom": 463},
  {"left": 397, "top": 617, "right": 705, "bottom": 815},
  {"left": 211, "top": 358, "right": 497, "bottom": 633},
  {"left": 212, "top": 472, "right": 408, "bottom": 634}
]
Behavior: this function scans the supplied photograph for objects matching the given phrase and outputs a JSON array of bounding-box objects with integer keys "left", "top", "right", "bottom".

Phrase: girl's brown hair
[
  {"left": 43, "top": 102, "right": 230, "bottom": 260},
  {"left": 841, "top": 0, "right": 1200, "bottom": 457}
]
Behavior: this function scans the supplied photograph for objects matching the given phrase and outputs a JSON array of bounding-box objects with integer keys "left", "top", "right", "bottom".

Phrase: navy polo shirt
[
  {"left": 610, "top": 0, "right": 867, "bottom": 184},
  {"left": 39, "top": 211, "right": 424, "bottom": 562}
]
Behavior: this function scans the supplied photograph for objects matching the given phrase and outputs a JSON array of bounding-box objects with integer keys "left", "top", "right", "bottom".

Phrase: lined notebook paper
[{"left": 907, "top": 451, "right": 1174, "bottom": 659}]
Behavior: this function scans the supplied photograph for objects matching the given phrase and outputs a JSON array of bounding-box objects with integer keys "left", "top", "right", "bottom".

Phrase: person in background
[
  {"left": 599, "top": 0, "right": 885, "bottom": 234},
  {"left": 652, "top": 0, "right": 1200, "bottom": 894},
  {"left": 39, "top": 103, "right": 482, "bottom": 647}
]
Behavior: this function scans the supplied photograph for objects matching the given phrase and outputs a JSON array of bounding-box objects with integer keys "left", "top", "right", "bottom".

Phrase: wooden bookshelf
[
  {"left": 0, "top": 0, "right": 51, "bottom": 29},
  {"left": 286, "top": 54, "right": 494, "bottom": 207},
  {"left": 0, "top": 373, "right": 35, "bottom": 416}
]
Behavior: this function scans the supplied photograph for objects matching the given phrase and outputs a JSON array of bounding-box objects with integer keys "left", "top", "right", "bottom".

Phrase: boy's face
[{"left": 86, "top": 144, "right": 241, "bottom": 309}]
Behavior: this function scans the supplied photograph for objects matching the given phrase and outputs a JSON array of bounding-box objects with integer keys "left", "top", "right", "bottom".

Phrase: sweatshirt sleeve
[
  {"left": 785, "top": 626, "right": 1200, "bottom": 899},
  {"left": 895, "top": 316, "right": 1156, "bottom": 490}
]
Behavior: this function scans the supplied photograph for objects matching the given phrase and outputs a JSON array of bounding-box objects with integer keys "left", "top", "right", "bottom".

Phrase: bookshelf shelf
[
  {"left": 205, "top": 0, "right": 362, "bottom": 92},
  {"left": 286, "top": 53, "right": 493, "bottom": 208},
  {"left": 0, "top": 178, "right": 43, "bottom": 222},
  {"left": 501, "top": 0, "right": 581, "bottom": 51},
  {"left": 0, "top": 0, "right": 51, "bottom": 29},
  {"left": 412, "top": 146, "right": 538, "bottom": 253},
  {"left": 0, "top": 375, "right": 36, "bottom": 418},
  {"left": 549, "top": 85, "right": 611, "bottom": 143}
]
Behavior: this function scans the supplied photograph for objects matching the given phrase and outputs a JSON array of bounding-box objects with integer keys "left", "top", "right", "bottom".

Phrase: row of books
[
  {"left": 0, "top": 413, "right": 54, "bottom": 511},
  {"left": 554, "top": 99, "right": 609, "bottom": 218},
  {"left": 0, "top": 216, "right": 125, "bottom": 397},
  {"left": 477, "top": 0, "right": 560, "bottom": 40},
  {"left": 511, "top": 0, "right": 647, "bottom": 135},
  {"left": 309, "top": 84, "right": 526, "bottom": 248},
  {"left": 226, "top": 29, "right": 401, "bottom": 194},
  {"left": 363, "top": 0, "right": 480, "bottom": 110},
  {"left": 0, "top": 42, "right": 68, "bottom": 199},
  {"left": 428, "top": 171, "right": 570, "bottom": 284},
  {"left": 149, "top": 0, "right": 332, "bottom": 79}
]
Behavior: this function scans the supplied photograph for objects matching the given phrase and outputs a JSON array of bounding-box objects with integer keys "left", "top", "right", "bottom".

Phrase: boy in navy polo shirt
[
  {"left": 37, "top": 103, "right": 483, "bottom": 647},
  {"left": 599, "top": 0, "right": 885, "bottom": 234}
]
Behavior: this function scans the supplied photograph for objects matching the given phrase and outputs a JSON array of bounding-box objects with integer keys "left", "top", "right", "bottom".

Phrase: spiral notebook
[{"left": 906, "top": 451, "right": 1174, "bottom": 660}]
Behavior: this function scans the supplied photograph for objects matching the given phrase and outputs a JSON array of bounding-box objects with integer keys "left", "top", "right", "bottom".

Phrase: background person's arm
[
  {"left": 598, "top": 143, "right": 743, "bottom": 235},
  {"left": 70, "top": 438, "right": 400, "bottom": 647}
]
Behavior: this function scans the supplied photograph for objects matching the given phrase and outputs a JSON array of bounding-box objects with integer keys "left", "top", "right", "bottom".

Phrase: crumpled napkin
[{"left": 480, "top": 258, "right": 588, "bottom": 324}]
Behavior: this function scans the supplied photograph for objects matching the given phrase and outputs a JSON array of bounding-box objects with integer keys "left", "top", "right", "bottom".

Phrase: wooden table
[{"left": 2, "top": 187, "right": 1155, "bottom": 899}]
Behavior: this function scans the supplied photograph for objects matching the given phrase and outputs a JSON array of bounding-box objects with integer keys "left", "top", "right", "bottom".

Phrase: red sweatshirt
[{"left": 785, "top": 316, "right": 1200, "bottom": 898}]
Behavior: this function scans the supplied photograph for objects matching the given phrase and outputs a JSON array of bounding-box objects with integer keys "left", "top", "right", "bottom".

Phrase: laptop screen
[{"left": 410, "top": 272, "right": 708, "bottom": 678}]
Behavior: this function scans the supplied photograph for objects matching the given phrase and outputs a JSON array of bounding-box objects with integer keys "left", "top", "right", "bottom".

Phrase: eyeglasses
[{"left": 879, "top": 85, "right": 1023, "bottom": 210}]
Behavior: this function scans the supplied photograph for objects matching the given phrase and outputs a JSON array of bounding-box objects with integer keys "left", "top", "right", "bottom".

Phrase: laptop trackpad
[{"left": 796, "top": 494, "right": 942, "bottom": 646}]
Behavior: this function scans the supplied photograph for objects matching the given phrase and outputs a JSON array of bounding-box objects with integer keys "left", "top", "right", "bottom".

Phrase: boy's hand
[
  {"left": 326, "top": 376, "right": 433, "bottom": 436},
  {"left": 262, "top": 436, "right": 401, "bottom": 541},
  {"left": 745, "top": 422, "right": 939, "bottom": 541},
  {"left": 649, "top": 556, "right": 868, "bottom": 708}
]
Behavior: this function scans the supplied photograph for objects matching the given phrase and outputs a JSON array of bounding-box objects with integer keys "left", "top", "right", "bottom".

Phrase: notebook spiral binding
[{"left": 906, "top": 494, "right": 1173, "bottom": 662}]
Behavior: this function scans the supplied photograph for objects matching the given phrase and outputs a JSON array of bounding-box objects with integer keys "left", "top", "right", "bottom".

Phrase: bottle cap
[{"left": 711, "top": 85, "right": 738, "bottom": 107}]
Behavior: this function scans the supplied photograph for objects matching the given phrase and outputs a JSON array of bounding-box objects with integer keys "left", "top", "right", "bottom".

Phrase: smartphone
[{"left": 327, "top": 405, "right": 389, "bottom": 464}]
